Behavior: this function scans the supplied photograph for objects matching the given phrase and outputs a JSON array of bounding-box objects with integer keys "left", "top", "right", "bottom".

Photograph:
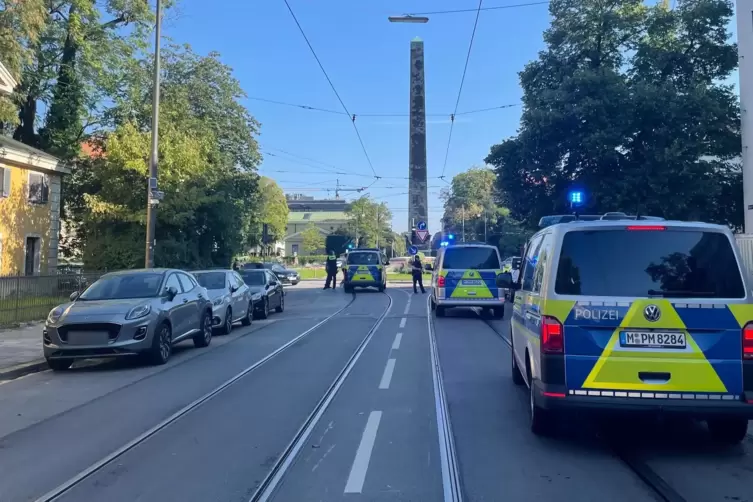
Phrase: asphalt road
[{"left": 0, "top": 286, "right": 752, "bottom": 502}]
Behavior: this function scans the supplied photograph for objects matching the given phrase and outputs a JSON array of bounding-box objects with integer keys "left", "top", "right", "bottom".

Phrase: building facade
[{"left": 284, "top": 195, "right": 351, "bottom": 256}]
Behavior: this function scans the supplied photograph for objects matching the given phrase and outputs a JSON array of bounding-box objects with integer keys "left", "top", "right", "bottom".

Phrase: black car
[
  {"left": 262, "top": 263, "right": 300, "bottom": 286},
  {"left": 238, "top": 269, "right": 285, "bottom": 319}
]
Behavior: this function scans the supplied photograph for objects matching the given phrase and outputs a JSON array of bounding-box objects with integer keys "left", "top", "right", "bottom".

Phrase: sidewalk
[{"left": 0, "top": 322, "right": 47, "bottom": 379}]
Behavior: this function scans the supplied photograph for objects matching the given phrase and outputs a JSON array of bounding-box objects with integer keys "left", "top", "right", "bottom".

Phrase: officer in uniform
[
  {"left": 411, "top": 255, "right": 426, "bottom": 294},
  {"left": 324, "top": 250, "right": 338, "bottom": 289}
]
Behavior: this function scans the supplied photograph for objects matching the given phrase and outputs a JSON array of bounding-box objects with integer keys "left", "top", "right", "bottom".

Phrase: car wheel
[
  {"left": 276, "top": 294, "right": 285, "bottom": 313},
  {"left": 511, "top": 338, "right": 525, "bottom": 386},
  {"left": 241, "top": 302, "right": 253, "bottom": 326},
  {"left": 707, "top": 418, "right": 748, "bottom": 444},
  {"left": 436, "top": 305, "right": 446, "bottom": 317},
  {"left": 222, "top": 307, "right": 233, "bottom": 335},
  {"left": 529, "top": 366, "right": 553, "bottom": 436},
  {"left": 148, "top": 322, "right": 172, "bottom": 365},
  {"left": 258, "top": 298, "right": 269, "bottom": 319},
  {"left": 193, "top": 311, "right": 213, "bottom": 348},
  {"left": 47, "top": 358, "right": 73, "bottom": 371}
]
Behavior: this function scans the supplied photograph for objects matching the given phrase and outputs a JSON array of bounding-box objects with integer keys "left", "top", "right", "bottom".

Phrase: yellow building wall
[{"left": 0, "top": 163, "right": 52, "bottom": 276}]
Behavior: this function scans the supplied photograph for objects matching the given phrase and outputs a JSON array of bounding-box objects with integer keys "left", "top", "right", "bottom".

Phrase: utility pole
[
  {"left": 144, "top": 0, "right": 163, "bottom": 268},
  {"left": 376, "top": 209, "right": 380, "bottom": 249},
  {"left": 462, "top": 205, "right": 465, "bottom": 242},
  {"left": 484, "top": 212, "right": 487, "bottom": 243},
  {"left": 737, "top": 0, "right": 753, "bottom": 233}
]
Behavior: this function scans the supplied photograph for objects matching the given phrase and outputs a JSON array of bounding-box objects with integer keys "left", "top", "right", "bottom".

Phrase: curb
[{"left": 0, "top": 359, "right": 49, "bottom": 381}]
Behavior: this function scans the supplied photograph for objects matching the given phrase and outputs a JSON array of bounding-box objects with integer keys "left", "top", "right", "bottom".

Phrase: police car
[
  {"left": 498, "top": 213, "right": 753, "bottom": 443},
  {"left": 430, "top": 243, "right": 505, "bottom": 318},
  {"left": 344, "top": 249, "right": 388, "bottom": 293}
]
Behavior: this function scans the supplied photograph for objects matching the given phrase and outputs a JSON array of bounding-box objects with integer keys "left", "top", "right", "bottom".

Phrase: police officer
[
  {"left": 412, "top": 255, "right": 426, "bottom": 294},
  {"left": 232, "top": 260, "right": 240, "bottom": 271},
  {"left": 324, "top": 250, "right": 338, "bottom": 289}
]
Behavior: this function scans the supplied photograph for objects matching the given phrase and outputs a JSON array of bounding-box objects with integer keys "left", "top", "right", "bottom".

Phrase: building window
[
  {"left": 292, "top": 244, "right": 299, "bottom": 254},
  {"left": 28, "top": 172, "right": 49, "bottom": 204},
  {"left": 24, "top": 236, "right": 41, "bottom": 276},
  {"left": 1, "top": 167, "right": 10, "bottom": 198}
]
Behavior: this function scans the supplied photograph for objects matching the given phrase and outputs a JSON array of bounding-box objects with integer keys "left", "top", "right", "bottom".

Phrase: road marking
[
  {"left": 344, "top": 411, "right": 383, "bottom": 493},
  {"left": 379, "top": 358, "right": 396, "bottom": 389},
  {"left": 392, "top": 332, "right": 403, "bottom": 350},
  {"left": 399, "top": 317, "right": 406, "bottom": 328},
  {"left": 403, "top": 297, "right": 412, "bottom": 315}
]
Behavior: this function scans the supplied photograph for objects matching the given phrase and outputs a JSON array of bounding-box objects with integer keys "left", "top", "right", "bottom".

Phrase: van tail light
[
  {"left": 542, "top": 316, "right": 564, "bottom": 354},
  {"left": 437, "top": 276, "right": 446, "bottom": 287},
  {"left": 743, "top": 322, "right": 753, "bottom": 360}
]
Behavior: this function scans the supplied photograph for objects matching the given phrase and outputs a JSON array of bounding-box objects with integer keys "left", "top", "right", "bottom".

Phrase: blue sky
[
  {"left": 163, "top": 1, "right": 738, "bottom": 233},
  {"left": 163, "top": 0, "right": 553, "bottom": 232}
]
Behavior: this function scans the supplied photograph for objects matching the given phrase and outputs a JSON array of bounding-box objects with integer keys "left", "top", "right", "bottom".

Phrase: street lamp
[{"left": 388, "top": 15, "right": 429, "bottom": 23}]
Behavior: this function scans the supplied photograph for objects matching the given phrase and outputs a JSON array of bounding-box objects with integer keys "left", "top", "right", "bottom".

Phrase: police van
[
  {"left": 344, "top": 249, "right": 388, "bottom": 293},
  {"left": 498, "top": 214, "right": 753, "bottom": 442},
  {"left": 430, "top": 243, "right": 505, "bottom": 318}
]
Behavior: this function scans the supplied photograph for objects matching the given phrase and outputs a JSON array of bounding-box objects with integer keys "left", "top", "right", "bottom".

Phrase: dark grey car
[
  {"left": 43, "top": 269, "right": 214, "bottom": 371},
  {"left": 238, "top": 269, "right": 285, "bottom": 319}
]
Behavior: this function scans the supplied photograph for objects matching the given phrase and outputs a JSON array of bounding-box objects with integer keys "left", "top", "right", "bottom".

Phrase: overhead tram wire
[
  {"left": 282, "top": 0, "right": 379, "bottom": 179},
  {"left": 406, "top": 1, "right": 549, "bottom": 16},
  {"left": 439, "top": 0, "right": 485, "bottom": 182}
]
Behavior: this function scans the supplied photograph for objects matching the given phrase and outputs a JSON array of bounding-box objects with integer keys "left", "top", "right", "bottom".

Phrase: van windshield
[
  {"left": 555, "top": 229, "right": 745, "bottom": 298},
  {"left": 348, "top": 252, "right": 380, "bottom": 265},
  {"left": 442, "top": 247, "right": 500, "bottom": 270}
]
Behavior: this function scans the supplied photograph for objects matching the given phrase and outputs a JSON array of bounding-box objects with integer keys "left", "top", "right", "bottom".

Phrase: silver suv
[{"left": 43, "top": 269, "right": 214, "bottom": 370}]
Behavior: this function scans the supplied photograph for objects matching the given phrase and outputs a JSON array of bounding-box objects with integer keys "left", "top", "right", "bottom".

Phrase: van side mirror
[
  {"left": 496, "top": 272, "right": 516, "bottom": 289},
  {"left": 511, "top": 258, "right": 522, "bottom": 270}
]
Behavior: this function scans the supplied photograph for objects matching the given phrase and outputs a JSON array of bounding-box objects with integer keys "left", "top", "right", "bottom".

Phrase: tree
[
  {"left": 301, "top": 224, "right": 325, "bottom": 254},
  {"left": 252, "top": 177, "right": 289, "bottom": 246},
  {"left": 486, "top": 0, "right": 741, "bottom": 230},
  {"left": 389, "top": 231, "right": 406, "bottom": 257},
  {"left": 346, "top": 196, "right": 392, "bottom": 248}
]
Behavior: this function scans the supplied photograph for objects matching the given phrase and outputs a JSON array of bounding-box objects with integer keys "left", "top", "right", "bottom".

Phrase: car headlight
[
  {"left": 213, "top": 297, "right": 225, "bottom": 307},
  {"left": 47, "top": 306, "right": 65, "bottom": 324},
  {"left": 125, "top": 304, "right": 151, "bottom": 320},
  {"left": 252, "top": 293, "right": 262, "bottom": 301}
]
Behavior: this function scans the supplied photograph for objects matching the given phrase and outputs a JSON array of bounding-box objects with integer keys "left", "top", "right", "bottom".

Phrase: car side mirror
[
  {"left": 230, "top": 285, "right": 238, "bottom": 293},
  {"left": 511, "top": 258, "right": 522, "bottom": 271},
  {"left": 69, "top": 291, "right": 79, "bottom": 301},
  {"left": 496, "top": 272, "right": 516, "bottom": 289},
  {"left": 164, "top": 286, "right": 178, "bottom": 300}
]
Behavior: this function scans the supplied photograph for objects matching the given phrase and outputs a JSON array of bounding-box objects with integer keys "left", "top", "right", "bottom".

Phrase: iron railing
[{"left": 0, "top": 272, "right": 103, "bottom": 327}]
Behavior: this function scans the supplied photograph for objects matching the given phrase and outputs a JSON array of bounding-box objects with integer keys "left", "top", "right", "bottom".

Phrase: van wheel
[
  {"left": 493, "top": 307, "right": 505, "bottom": 319},
  {"left": 511, "top": 339, "right": 525, "bottom": 386},
  {"left": 528, "top": 365, "right": 553, "bottom": 435},
  {"left": 708, "top": 418, "right": 748, "bottom": 444},
  {"left": 430, "top": 298, "right": 437, "bottom": 311},
  {"left": 436, "top": 305, "right": 446, "bottom": 317}
]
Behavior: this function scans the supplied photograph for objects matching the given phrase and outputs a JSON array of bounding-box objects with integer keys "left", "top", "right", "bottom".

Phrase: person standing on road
[
  {"left": 324, "top": 250, "right": 338, "bottom": 289},
  {"left": 412, "top": 255, "right": 426, "bottom": 294},
  {"left": 232, "top": 260, "right": 240, "bottom": 271}
]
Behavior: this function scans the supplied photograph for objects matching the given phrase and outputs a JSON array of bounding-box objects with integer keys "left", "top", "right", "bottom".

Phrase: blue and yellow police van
[
  {"left": 498, "top": 213, "right": 753, "bottom": 442},
  {"left": 343, "top": 249, "right": 388, "bottom": 293},
  {"left": 430, "top": 243, "right": 506, "bottom": 318}
]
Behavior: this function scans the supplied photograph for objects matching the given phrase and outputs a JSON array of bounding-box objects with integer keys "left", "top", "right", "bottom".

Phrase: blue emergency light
[
  {"left": 440, "top": 241, "right": 449, "bottom": 247},
  {"left": 448, "top": 233, "right": 455, "bottom": 240},
  {"left": 347, "top": 243, "right": 354, "bottom": 249},
  {"left": 568, "top": 190, "right": 584, "bottom": 206}
]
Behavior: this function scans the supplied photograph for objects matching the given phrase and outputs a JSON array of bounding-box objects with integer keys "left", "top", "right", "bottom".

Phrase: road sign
[
  {"left": 416, "top": 229, "right": 429, "bottom": 242},
  {"left": 417, "top": 221, "right": 427, "bottom": 230},
  {"left": 408, "top": 245, "right": 418, "bottom": 255}
]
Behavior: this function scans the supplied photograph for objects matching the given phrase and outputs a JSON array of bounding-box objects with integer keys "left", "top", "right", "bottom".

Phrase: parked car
[
  {"left": 262, "top": 263, "right": 300, "bottom": 285},
  {"left": 43, "top": 269, "right": 214, "bottom": 370},
  {"left": 238, "top": 269, "right": 285, "bottom": 319},
  {"left": 192, "top": 269, "right": 254, "bottom": 334}
]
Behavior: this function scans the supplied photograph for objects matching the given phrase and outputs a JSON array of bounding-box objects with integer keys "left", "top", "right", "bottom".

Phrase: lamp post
[
  {"left": 388, "top": 15, "right": 429, "bottom": 23},
  {"left": 144, "top": 0, "right": 163, "bottom": 268}
]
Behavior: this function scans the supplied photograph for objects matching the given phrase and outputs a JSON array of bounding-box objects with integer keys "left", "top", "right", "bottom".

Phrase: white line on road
[
  {"left": 379, "top": 358, "right": 396, "bottom": 389},
  {"left": 344, "top": 411, "right": 383, "bottom": 493},
  {"left": 403, "top": 297, "right": 412, "bottom": 315},
  {"left": 399, "top": 317, "right": 407, "bottom": 328},
  {"left": 392, "top": 332, "right": 403, "bottom": 350}
]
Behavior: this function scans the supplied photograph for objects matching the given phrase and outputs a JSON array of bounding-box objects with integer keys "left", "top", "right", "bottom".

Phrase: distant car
[
  {"left": 238, "top": 269, "right": 285, "bottom": 319},
  {"left": 262, "top": 263, "right": 300, "bottom": 285},
  {"left": 242, "top": 262, "right": 265, "bottom": 270},
  {"left": 43, "top": 269, "right": 214, "bottom": 370},
  {"left": 192, "top": 270, "right": 254, "bottom": 334}
]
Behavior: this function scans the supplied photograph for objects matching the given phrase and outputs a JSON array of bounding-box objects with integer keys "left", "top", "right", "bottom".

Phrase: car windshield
[
  {"left": 193, "top": 272, "right": 226, "bottom": 290},
  {"left": 442, "top": 247, "right": 500, "bottom": 270},
  {"left": 79, "top": 273, "right": 163, "bottom": 300},
  {"left": 240, "top": 270, "right": 266, "bottom": 286},
  {"left": 348, "top": 252, "right": 379, "bottom": 265},
  {"left": 262, "top": 263, "right": 275, "bottom": 269},
  {"left": 554, "top": 229, "right": 745, "bottom": 298}
]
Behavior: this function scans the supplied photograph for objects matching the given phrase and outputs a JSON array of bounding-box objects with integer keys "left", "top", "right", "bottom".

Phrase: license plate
[
  {"left": 461, "top": 279, "right": 483, "bottom": 286},
  {"left": 620, "top": 331, "right": 686, "bottom": 349},
  {"left": 68, "top": 331, "right": 109, "bottom": 345}
]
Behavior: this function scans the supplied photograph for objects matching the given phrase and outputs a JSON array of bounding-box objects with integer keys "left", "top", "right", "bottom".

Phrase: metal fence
[
  {"left": 735, "top": 234, "right": 753, "bottom": 280},
  {"left": 0, "top": 272, "right": 103, "bottom": 327}
]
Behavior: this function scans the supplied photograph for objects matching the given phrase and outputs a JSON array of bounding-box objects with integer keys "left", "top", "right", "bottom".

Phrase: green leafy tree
[
  {"left": 487, "top": 0, "right": 740, "bottom": 230},
  {"left": 346, "top": 196, "right": 392, "bottom": 248},
  {"left": 301, "top": 224, "right": 325, "bottom": 254},
  {"left": 256, "top": 177, "right": 289, "bottom": 244}
]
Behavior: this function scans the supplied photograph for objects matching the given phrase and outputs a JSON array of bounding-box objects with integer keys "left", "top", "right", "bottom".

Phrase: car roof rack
[{"left": 538, "top": 212, "right": 664, "bottom": 228}]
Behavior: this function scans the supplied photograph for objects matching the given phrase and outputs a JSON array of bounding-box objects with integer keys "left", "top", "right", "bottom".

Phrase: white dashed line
[
  {"left": 399, "top": 317, "right": 407, "bottom": 328},
  {"left": 392, "top": 332, "right": 403, "bottom": 350},
  {"left": 344, "top": 411, "right": 383, "bottom": 493},
  {"left": 403, "top": 298, "right": 412, "bottom": 315},
  {"left": 378, "top": 358, "right": 396, "bottom": 389}
]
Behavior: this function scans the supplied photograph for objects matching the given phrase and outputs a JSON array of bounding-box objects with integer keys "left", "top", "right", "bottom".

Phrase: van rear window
[
  {"left": 554, "top": 230, "right": 745, "bottom": 298},
  {"left": 442, "top": 247, "right": 500, "bottom": 270}
]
